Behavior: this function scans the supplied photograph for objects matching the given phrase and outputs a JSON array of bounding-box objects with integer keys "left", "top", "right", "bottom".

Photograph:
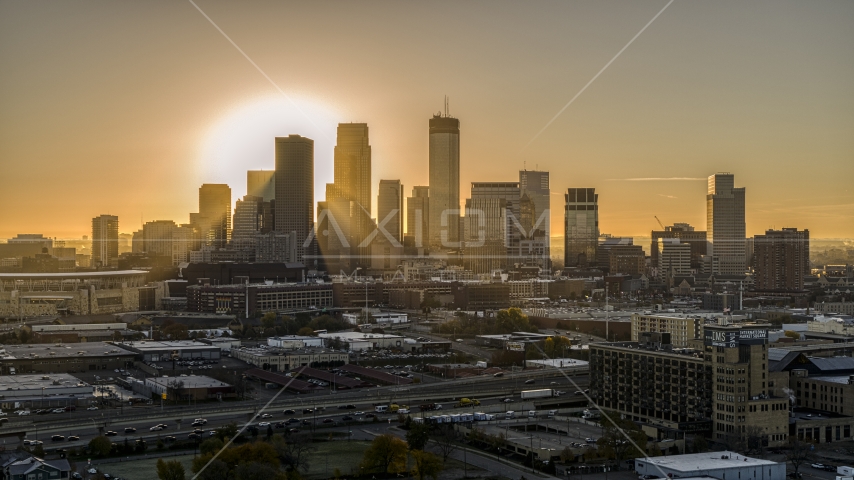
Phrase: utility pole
[{"left": 605, "top": 283, "right": 609, "bottom": 341}]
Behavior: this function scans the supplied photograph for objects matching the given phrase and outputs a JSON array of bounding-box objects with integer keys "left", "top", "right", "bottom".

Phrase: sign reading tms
[
  {"left": 704, "top": 328, "right": 768, "bottom": 347},
  {"left": 506, "top": 342, "right": 525, "bottom": 352}
]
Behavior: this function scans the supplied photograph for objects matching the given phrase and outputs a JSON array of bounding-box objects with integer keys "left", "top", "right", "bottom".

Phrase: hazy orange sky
[{"left": 1, "top": 1, "right": 852, "bottom": 241}]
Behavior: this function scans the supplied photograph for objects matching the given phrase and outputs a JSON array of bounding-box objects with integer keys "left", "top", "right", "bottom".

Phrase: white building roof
[{"left": 639, "top": 451, "right": 777, "bottom": 472}]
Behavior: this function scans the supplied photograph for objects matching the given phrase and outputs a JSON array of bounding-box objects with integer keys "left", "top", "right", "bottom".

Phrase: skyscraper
[
  {"left": 333, "top": 124, "right": 371, "bottom": 213},
  {"left": 706, "top": 173, "right": 746, "bottom": 275},
  {"left": 519, "top": 170, "right": 551, "bottom": 270},
  {"left": 428, "top": 110, "right": 460, "bottom": 249},
  {"left": 232, "top": 195, "right": 265, "bottom": 254},
  {"left": 142, "top": 220, "right": 177, "bottom": 257},
  {"left": 193, "top": 184, "right": 232, "bottom": 249},
  {"left": 91, "top": 215, "right": 118, "bottom": 268},
  {"left": 377, "top": 180, "right": 403, "bottom": 245},
  {"left": 406, "top": 186, "right": 430, "bottom": 248},
  {"left": 754, "top": 228, "right": 809, "bottom": 291},
  {"left": 275, "top": 135, "right": 314, "bottom": 263},
  {"left": 564, "top": 188, "right": 599, "bottom": 267},
  {"left": 247, "top": 170, "right": 275, "bottom": 202}
]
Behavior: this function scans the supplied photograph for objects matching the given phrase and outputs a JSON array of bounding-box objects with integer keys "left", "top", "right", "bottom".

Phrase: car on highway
[
  {"left": 16, "top": 410, "right": 31, "bottom": 415},
  {"left": 301, "top": 419, "right": 311, "bottom": 426},
  {"left": 288, "top": 428, "right": 300, "bottom": 433},
  {"left": 342, "top": 416, "right": 353, "bottom": 421},
  {"left": 285, "top": 418, "right": 299, "bottom": 425},
  {"left": 150, "top": 425, "right": 164, "bottom": 431},
  {"left": 193, "top": 428, "right": 204, "bottom": 435},
  {"left": 258, "top": 422, "right": 271, "bottom": 427},
  {"left": 339, "top": 404, "right": 356, "bottom": 409},
  {"left": 51, "top": 435, "right": 65, "bottom": 441},
  {"left": 164, "top": 436, "right": 176, "bottom": 442},
  {"left": 503, "top": 398, "right": 514, "bottom": 403},
  {"left": 365, "top": 413, "right": 376, "bottom": 418},
  {"left": 87, "top": 406, "right": 99, "bottom": 411},
  {"left": 88, "top": 468, "right": 98, "bottom": 474},
  {"left": 322, "top": 418, "right": 334, "bottom": 424},
  {"left": 302, "top": 408, "right": 313, "bottom": 414},
  {"left": 274, "top": 422, "right": 285, "bottom": 429},
  {"left": 124, "top": 427, "right": 136, "bottom": 433},
  {"left": 105, "top": 431, "right": 117, "bottom": 436},
  {"left": 493, "top": 372, "right": 504, "bottom": 377},
  {"left": 354, "top": 411, "right": 365, "bottom": 415},
  {"left": 550, "top": 381, "right": 558, "bottom": 385},
  {"left": 188, "top": 433, "right": 201, "bottom": 440},
  {"left": 283, "top": 409, "right": 295, "bottom": 415},
  {"left": 524, "top": 379, "right": 535, "bottom": 385},
  {"left": 67, "top": 436, "right": 79, "bottom": 441},
  {"left": 260, "top": 413, "right": 273, "bottom": 419}
]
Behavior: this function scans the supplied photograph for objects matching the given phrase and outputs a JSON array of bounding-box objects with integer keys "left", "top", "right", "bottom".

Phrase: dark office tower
[
  {"left": 406, "top": 186, "right": 430, "bottom": 248},
  {"left": 195, "top": 184, "right": 232, "bottom": 249},
  {"left": 275, "top": 135, "right": 314, "bottom": 263},
  {"left": 706, "top": 173, "right": 746, "bottom": 275},
  {"left": 651, "top": 223, "right": 707, "bottom": 270},
  {"left": 377, "top": 180, "right": 403, "bottom": 245},
  {"left": 247, "top": 170, "right": 275, "bottom": 202},
  {"left": 754, "top": 228, "right": 809, "bottom": 291},
  {"left": 428, "top": 108, "right": 460, "bottom": 249},
  {"left": 91, "top": 215, "right": 119, "bottom": 268},
  {"left": 564, "top": 188, "right": 599, "bottom": 267}
]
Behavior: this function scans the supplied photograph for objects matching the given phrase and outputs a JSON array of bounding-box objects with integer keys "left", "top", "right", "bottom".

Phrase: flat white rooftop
[{"left": 639, "top": 451, "right": 777, "bottom": 471}]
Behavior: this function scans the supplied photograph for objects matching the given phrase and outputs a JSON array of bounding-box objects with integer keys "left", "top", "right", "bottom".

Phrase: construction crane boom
[{"left": 654, "top": 216, "right": 665, "bottom": 230}]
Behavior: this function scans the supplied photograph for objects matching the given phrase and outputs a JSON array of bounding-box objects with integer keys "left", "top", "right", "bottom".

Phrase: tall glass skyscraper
[
  {"left": 274, "top": 135, "right": 314, "bottom": 263},
  {"left": 428, "top": 113, "right": 460, "bottom": 249},
  {"left": 564, "top": 188, "right": 598, "bottom": 267},
  {"left": 706, "top": 173, "right": 746, "bottom": 275}
]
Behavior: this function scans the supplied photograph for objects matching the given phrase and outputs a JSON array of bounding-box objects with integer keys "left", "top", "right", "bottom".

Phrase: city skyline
[{"left": 1, "top": 1, "right": 853, "bottom": 240}]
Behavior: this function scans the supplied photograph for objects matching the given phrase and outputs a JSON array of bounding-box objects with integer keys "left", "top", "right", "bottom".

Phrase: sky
[{"left": 1, "top": 0, "right": 852, "bottom": 241}]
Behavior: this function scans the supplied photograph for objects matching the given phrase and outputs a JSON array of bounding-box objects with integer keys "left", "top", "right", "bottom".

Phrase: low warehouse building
[
  {"left": 231, "top": 347, "right": 348, "bottom": 372},
  {"left": 0, "top": 373, "right": 93, "bottom": 409},
  {"left": 115, "top": 340, "right": 221, "bottom": 362},
  {"left": 0, "top": 343, "right": 136, "bottom": 375},
  {"left": 634, "top": 451, "right": 784, "bottom": 480},
  {"left": 144, "top": 375, "right": 235, "bottom": 401}
]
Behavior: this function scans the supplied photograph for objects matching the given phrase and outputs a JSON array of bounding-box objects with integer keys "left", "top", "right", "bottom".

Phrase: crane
[{"left": 654, "top": 216, "right": 665, "bottom": 230}]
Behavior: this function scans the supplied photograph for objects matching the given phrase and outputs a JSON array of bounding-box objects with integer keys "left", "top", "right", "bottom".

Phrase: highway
[{"left": 5, "top": 369, "right": 589, "bottom": 451}]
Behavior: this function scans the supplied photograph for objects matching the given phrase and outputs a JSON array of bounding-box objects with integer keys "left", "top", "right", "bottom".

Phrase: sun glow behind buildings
[{"left": 199, "top": 95, "right": 343, "bottom": 210}]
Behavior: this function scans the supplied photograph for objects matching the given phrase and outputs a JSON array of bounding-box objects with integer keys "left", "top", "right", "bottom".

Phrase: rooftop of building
[
  {"left": 115, "top": 340, "right": 219, "bottom": 351},
  {"left": 0, "top": 373, "right": 89, "bottom": 390},
  {"left": 789, "top": 408, "right": 848, "bottom": 421},
  {"left": 145, "top": 375, "right": 231, "bottom": 389},
  {"left": 235, "top": 346, "right": 345, "bottom": 357},
  {"left": 0, "top": 342, "right": 135, "bottom": 360},
  {"left": 637, "top": 451, "right": 778, "bottom": 471},
  {"left": 591, "top": 342, "right": 705, "bottom": 358},
  {"left": 0, "top": 270, "right": 147, "bottom": 279},
  {"left": 317, "top": 331, "right": 403, "bottom": 340}
]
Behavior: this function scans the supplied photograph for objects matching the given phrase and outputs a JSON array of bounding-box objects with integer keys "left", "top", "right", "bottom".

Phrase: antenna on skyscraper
[{"left": 444, "top": 95, "right": 449, "bottom": 117}]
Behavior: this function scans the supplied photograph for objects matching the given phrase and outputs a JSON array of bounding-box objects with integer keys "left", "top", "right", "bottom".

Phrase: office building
[
  {"left": 707, "top": 173, "right": 746, "bottom": 275},
  {"left": 564, "top": 188, "right": 598, "bottom": 267},
  {"left": 754, "top": 228, "right": 810, "bottom": 291},
  {"left": 608, "top": 245, "right": 645, "bottom": 275},
  {"left": 247, "top": 170, "right": 275, "bottom": 202},
  {"left": 142, "top": 220, "right": 177, "bottom": 257},
  {"left": 519, "top": 170, "right": 550, "bottom": 253},
  {"left": 274, "top": 135, "right": 314, "bottom": 263},
  {"left": 428, "top": 110, "right": 460, "bottom": 249},
  {"left": 658, "top": 239, "right": 693, "bottom": 283},
  {"left": 590, "top": 322, "right": 790, "bottom": 447},
  {"left": 192, "top": 184, "right": 232, "bottom": 249},
  {"left": 630, "top": 313, "right": 704, "bottom": 348},
  {"left": 406, "top": 186, "right": 430, "bottom": 249},
  {"left": 651, "top": 223, "right": 707, "bottom": 269},
  {"left": 232, "top": 195, "right": 265, "bottom": 254},
  {"left": 91, "top": 215, "right": 119, "bottom": 268},
  {"left": 171, "top": 225, "right": 195, "bottom": 265},
  {"left": 377, "top": 180, "right": 404, "bottom": 245}
]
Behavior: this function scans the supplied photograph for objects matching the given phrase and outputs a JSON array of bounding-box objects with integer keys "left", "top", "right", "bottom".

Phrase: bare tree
[
  {"left": 430, "top": 425, "right": 459, "bottom": 463},
  {"left": 786, "top": 436, "right": 813, "bottom": 478},
  {"left": 273, "top": 433, "right": 317, "bottom": 473}
]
